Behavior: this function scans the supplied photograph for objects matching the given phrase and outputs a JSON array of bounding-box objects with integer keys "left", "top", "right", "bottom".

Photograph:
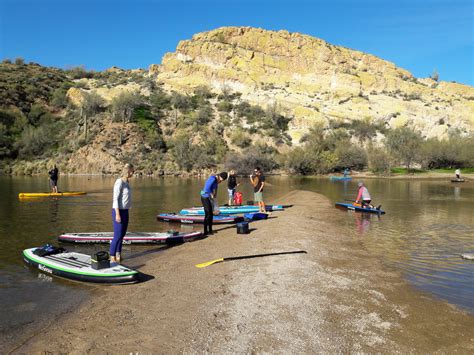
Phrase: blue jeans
[{"left": 111, "top": 209, "right": 129, "bottom": 257}]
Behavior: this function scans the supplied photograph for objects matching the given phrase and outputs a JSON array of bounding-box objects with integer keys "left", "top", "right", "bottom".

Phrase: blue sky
[{"left": 1, "top": 0, "right": 472, "bottom": 85}]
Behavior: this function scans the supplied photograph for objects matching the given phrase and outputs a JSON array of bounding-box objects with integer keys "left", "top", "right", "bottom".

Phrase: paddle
[{"left": 195, "top": 250, "right": 307, "bottom": 268}]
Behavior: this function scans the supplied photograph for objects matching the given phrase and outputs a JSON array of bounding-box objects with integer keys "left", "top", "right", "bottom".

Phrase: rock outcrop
[{"left": 152, "top": 26, "right": 474, "bottom": 140}]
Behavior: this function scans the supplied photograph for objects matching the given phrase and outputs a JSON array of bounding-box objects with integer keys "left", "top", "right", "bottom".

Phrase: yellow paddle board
[{"left": 18, "top": 191, "right": 87, "bottom": 198}]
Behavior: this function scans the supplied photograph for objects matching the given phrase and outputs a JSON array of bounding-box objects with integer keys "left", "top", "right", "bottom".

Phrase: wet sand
[{"left": 7, "top": 190, "right": 474, "bottom": 353}]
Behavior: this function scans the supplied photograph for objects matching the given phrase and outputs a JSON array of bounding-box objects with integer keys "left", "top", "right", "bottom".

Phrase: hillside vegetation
[{"left": 1, "top": 26, "right": 473, "bottom": 176}]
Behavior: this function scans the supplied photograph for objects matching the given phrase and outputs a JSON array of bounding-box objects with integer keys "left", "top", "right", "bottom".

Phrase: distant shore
[
  {"left": 1, "top": 170, "right": 472, "bottom": 180},
  {"left": 8, "top": 190, "right": 474, "bottom": 353}
]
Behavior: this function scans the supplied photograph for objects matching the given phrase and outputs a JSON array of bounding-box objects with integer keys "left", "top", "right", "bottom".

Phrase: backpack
[{"left": 33, "top": 244, "right": 66, "bottom": 257}]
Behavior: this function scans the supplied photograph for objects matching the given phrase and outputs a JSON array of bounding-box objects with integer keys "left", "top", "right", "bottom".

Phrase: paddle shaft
[{"left": 223, "top": 250, "right": 307, "bottom": 262}]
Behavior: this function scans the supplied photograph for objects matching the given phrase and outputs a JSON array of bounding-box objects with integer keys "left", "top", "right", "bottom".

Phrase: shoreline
[
  {"left": 6, "top": 190, "right": 474, "bottom": 353},
  {"left": 1, "top": 171, "right": 472, "bottom": 180}
]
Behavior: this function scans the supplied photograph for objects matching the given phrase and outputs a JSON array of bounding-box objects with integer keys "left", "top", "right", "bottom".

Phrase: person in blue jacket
[{"left": 201, "top": 172, "right": 228, "bottom": 236}]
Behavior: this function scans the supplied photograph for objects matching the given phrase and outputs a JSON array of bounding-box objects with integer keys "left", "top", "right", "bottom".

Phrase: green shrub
[
  {"left": 385, "top": 126, "right": 422, "bottom": 171},
  {"left": 217, "top": 100, "right": 233, "bottom": 112},
  {"left": 334, "top": 143, "right": 367, "bottom": 170},
  {"left": 230, "top": 129, "right": 252, "bottom": 148},
  {"left": 15, "top": 124, "right": 57, "bottom": 158},
  {"left": 367, "top": 147, "right": 392, "bottom": 175},
  {"left": 225, "top": 149, "right": 278, "bottom": 174},
  {"left": 284, "top": 147, "right": 315, "bottom": 175}
]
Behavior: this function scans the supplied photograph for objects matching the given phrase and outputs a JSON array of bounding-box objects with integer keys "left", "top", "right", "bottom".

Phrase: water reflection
[{"left": 353, "top": 212, "right": 373, "bottom": 235}]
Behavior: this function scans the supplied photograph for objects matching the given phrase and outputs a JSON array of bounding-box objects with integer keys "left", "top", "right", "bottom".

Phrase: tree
[
  {"left": 334, "top": 142, "right": 367, "bottom": 170},
  {"left": 169, "top": 133, "right": 194, "bottom": 171},
  {"left": 350, "top": 118, "right": 382, "bottom": 144},
  {"left": 385, "top": 126, "right": 423, "bottom": 172},
  {"left": 14, "top": 57, "right": 25, "bottom": 65},
  {"left": 110, "top": 92, "right": 142, "bottom": 124},
  {"left": 367, "top": 147, "right": 392, "bottom": 175},
  {"left": 79, "top": 92, "right": 104, "bottom": 140},
  {"left": 430, "top": 68, "right": 439, "bottom": 82}
]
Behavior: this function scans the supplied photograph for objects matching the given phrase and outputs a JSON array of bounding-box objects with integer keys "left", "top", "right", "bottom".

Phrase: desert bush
[
  {"left": 235, "top": 101, "right": 265, "bottom": 124},
  {"left": 169, "top": 133, "right": 195, "bottom": 171},
  {"left": 225, "top": 149, "right": 278, "bottom": 174},
  {"left": 284, "top": 147, "right": 315, "bottom": 175},
  {"left": 217, "top": 100, "right": 233, "bottom": 113},
  {"left": 419, "top": 135, "right": 474, "bottom": 168},
  {"left": 230, "top": 129, "right": 252, "bottom": 148},
  {"left": 170, "top": 92, "right": 193, "bottom": 113},
  {"left": 349, "top": 118, "right": 385, "bottom": 144},
  {"left": 110, "top": 92, "right": 142, "bottom": 123},
  {"left": 15, "top": 124, "right": 57, "bottom": 158},
  {"left": 334, "top": 143, "right": 367, "bottom": 170},
  {"left": 367, "top": 147, "right": 392, "bottom": 175},
  {"left": 202, "top": 131, "right": 228, "bottom": 161},
  {"left": 149, "top": 90, "right": 171, "bottom": 111}
]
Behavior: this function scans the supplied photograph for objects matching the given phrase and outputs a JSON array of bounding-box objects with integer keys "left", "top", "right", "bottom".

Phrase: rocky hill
[
  {"left": 151, "top": 26, "right": 474, "bottom": 141},
  {"left": 1, "top": 26, "right": 473, "bottom": 175}
]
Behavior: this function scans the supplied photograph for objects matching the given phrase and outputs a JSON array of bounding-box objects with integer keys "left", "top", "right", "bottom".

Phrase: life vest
[{"left": 234, "top": 192, "right": 243, "bottom": 205}]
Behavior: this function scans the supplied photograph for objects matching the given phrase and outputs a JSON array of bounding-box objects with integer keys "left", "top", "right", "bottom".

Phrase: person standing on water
[
  {"left": 111, "top": 163, "right": 134, "bottom": 263},
  {"left": 227, "top": 170, "right": 240, "bottom": 206},
  {"left": 48, "top": 165, "right": 59, "bottom": 193},
  {"left": 455, "top": 168, "right": 461, "bottom": 180},
  {"left": 343, "top": 168, "right": 350, "bottom": 177},
  {"left": 201, "top": 172, "right": 228, "bottom": 236},
  {"left": 250, "top": 167, "right": 266, "bottom": 213}
]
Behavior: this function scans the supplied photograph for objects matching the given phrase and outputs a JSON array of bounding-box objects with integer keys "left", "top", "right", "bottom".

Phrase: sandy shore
[{"left": 7, "top": 190, "right": 474, "bottom": 353}]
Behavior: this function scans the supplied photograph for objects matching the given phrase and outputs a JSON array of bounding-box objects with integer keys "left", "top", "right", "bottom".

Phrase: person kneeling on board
[
  {"left": 201, "top": 172, "right": 228, "bottom": 236},
  {"left": 455, "top": 168, "right": 461, "bottom": 180},
  {"left": 355, "top": 181, "right": 379, "bottom": 209}
]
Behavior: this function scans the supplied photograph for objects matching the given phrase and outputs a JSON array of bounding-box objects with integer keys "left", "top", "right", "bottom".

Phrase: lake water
[{"left": 0, "top": 175, "right": 473, "bottom": 347}]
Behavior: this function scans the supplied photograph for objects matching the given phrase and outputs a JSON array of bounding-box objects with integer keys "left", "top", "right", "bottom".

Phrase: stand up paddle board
[
  {"left": 329, "top": 176, "right": 352, "bottom": 181},
  {"left": 180, "top": 204, "right": 283, "bottom": 215},
  {"left": 58, "top": 231, "right": 203, "bottom": 244},
  {"left": 23, "top": 247, "right": 139, "bottom": 284},
  {"left": 19, "top": 191, "right": 87, "bottom": 198},
  {"left": 157, "top": 213, "right": 244, "bottom": 224},
  {"left": 335, "top": 202, "right": 385, "bottom": 214}
]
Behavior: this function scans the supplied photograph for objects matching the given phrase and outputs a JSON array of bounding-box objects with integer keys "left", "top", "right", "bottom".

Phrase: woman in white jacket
[{"left": 110, "top": 163, "right": 134, "bottom": 263}]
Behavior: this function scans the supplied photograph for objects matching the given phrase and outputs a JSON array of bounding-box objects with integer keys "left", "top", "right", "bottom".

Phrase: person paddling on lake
[
  {"left": 111, "top": 163, "right": 134, "bottom": 264},
  {"left": 355, "top": 181, "right": 378, "bottom": 209},
  {"left": 227, "top": 170, "right": 240, "bottom": 206},
  {"left": 201, "top": 172, "right": 228, "bottom": 236},
  {"left": 250, "top": 167, "right": 266, "bottom": 213},
  {"left": 48, "top": 164, "right": 59, "bottom": 193}
]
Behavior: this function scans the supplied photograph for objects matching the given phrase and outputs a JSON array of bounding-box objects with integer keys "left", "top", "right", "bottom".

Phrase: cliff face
[{"left": 151, "top": 26, "right": 474, "bottom": 141}]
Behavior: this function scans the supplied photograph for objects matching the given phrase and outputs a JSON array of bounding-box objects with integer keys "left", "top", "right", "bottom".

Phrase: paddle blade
[{"left": 195, "top": 258, "right": 224, "bottom": 268}]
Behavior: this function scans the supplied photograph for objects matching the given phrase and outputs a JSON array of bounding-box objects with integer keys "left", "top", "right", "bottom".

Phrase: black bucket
[{"left": 236, "top": 222, "right": 250, "bottom": 234}]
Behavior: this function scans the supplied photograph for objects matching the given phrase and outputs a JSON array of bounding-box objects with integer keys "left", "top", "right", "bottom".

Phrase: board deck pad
[{"left": 23, "top": 248, "right": 139, "bottom": 284}]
